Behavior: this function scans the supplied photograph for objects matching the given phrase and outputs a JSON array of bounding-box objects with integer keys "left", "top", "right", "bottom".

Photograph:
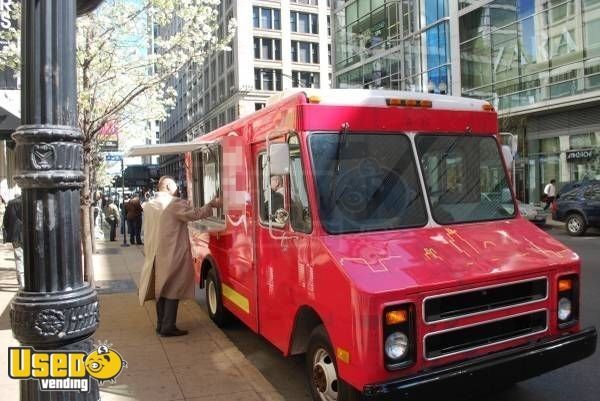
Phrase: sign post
[{"left": 121, "top": 157, "right": 129, "bottom": 247}]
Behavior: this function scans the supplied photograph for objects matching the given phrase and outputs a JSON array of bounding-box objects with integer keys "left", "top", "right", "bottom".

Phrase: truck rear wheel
[
  {"left": 306, "top": 325, "right": 360, "bottom": 401},
  {"left": 205, "top": 268, "right": 231, "bottom": 327}
]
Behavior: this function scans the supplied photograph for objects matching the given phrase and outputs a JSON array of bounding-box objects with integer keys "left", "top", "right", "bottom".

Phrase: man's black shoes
[{"left": 159, "top": 328, "right": 188, "bottom": 337}]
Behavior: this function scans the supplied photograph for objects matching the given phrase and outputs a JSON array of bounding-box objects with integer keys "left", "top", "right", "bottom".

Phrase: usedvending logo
[{"left": 8, "top": 342, "right": 127, "bottom": 392}]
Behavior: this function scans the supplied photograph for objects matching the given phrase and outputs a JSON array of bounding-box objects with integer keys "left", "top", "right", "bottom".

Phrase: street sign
[{"left": 105, "top": 154, "right": 123, "bottom": 162}]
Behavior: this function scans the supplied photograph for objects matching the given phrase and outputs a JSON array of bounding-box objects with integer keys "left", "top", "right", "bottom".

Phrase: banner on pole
[{"left": 98, "top": 121, "right": 119, "bottom": 152}]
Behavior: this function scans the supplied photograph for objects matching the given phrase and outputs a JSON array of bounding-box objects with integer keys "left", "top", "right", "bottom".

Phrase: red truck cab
[{"left": 130, "top": 89, "right": 597, "bottom": 401}]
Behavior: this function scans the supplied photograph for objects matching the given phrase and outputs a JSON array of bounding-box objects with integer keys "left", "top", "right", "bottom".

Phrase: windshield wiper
[
  {"left": 333, "top": 122, "right": 349, "bottom": 176},
  {"left": 325, "top": 123, "right": 349, "bottom": 214}
]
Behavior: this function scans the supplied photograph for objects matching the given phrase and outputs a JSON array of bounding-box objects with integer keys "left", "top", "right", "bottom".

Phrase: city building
[
  {"left": 157, "top": 0, "right": 332, "bottom": 186},
  {"left": 331, "top": 0, "right": 600, "bottom": 202},
  {"left": 0, "top": 0, "right": 20, "bottom": 201}
]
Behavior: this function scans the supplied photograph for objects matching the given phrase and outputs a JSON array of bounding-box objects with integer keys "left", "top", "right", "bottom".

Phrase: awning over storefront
[
  {"left": 127, "top": 141, "right": 213, "bottom": 157},
  {"left": 0, "top": 90, "right": 20, "bottom": 141}
]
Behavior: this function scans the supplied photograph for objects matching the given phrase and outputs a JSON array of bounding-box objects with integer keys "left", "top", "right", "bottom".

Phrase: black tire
[
  {"left": 306, "top": 325, "right": 361, "bottom": 401},
  {"left": 565, "top": 213, "right": 587, "bottom": 236},
  {"left": 205, "top": 268, "right": 231, "bottom": 327}
]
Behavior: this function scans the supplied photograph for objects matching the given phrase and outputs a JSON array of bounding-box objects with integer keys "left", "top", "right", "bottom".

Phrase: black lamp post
[{"left": 10, "top": 1, "right": 104, "bottom": 400}]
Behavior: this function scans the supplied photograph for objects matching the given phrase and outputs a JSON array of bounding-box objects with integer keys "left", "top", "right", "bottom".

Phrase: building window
[
  {"left": 254, "top": 37, "right": 282, "bottom": 60},
  {"left": 292, "top": 70, "right": 320, "bottom": 88},
  {"left": 253, "top": 6, "right": 281, "bottom": 30},
  {"left": 255, "top": 103, "right": 266, "bottom": 110},
  {"left": 291, "top": 0, "right": 318, "bottom": 5},
  {"left": 227, "top": 106, "right": 236, "bottom": 123},
  {"left": 210, "top": 59, "right": 216, "bottom": 81},
  {"left": 254, "top": 68, "right": 283, "bottom": 91},
  {"left": 227, "top": 71, "right": 235, "bottom": 95},
  {"left": 291, "top": 12, "right": 319, "bottom": 34},
  {"left": 226, "top": 44, "right": 234, "bottom": 66},
  {"left": 292, "top": 41, "right": 319, "bottom": 63}
]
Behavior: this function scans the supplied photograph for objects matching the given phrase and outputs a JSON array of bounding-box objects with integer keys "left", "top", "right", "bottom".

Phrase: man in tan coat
[{"left": 139, "top": 176, "right": 220, "bottom": 337}]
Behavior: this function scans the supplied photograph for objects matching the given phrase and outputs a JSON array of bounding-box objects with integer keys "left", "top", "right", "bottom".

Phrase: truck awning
[{"left": 126, "top": 141, "right": 214, "bottom": 157}]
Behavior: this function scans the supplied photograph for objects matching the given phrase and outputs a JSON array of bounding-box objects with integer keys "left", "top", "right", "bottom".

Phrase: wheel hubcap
[
  {"left": 568, "top": 218, "right": 581, "bottom": 232},
  {"left": 312, "top": 348, "right": 338, "bottom": 401},
  {"left": 208, "top": 280, "right": 217, "bottom": 315}
]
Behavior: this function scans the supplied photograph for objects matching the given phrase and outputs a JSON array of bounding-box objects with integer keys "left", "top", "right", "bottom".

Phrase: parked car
[
  {"left": 553, "top": 182, "right": 600, "bottom": 236},
  {"left": 557, "top": 179, "right": 600, "bottom": 198},
  {"left": 518, "top": 201, "right": 548, "bottom": 225}
]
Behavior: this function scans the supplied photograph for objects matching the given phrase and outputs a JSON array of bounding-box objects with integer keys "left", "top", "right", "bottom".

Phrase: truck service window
[
  {"left": 310, "top": 133, "right": 427, "bottom": 234},
  {"left": 192, "top": 145, "right": 224, "bottom": 221},
  {"left": 416, "top": 135, "right": 516, "bottom": 224}
]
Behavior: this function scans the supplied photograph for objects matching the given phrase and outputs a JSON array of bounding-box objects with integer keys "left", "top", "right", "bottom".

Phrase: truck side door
[{"left": 253, "top": 135, "right": 314, "bottom": 352}]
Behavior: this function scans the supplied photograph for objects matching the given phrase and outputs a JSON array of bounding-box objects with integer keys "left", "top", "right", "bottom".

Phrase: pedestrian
[
  {"left": 544, "top": 179, "right": 557, "bottom": 210},
  {"left": 120, "top": 194, "right": 130, "bottom": 236},
  {"left": 3, "top": 194, "right": 23, "bottom": 287},
  {"left": 104, "top": 198, "right": 120, "bottom": 241},
  {"left": 125, "top": 193, "right": 143, "bottom": 245},
  {"left": 138, "top": 176, "right": 220, "bottom": 337}
]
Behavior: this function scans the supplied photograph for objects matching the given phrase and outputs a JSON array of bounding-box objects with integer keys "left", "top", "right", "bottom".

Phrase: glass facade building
[
  {"left": 333, "top": 0, "right": 451, "bottom": 93},
  {"left": 332, "top": 0, "right": 600, "bottom": 202},
  {"left": 460, "top": 0, "right": 600, "bottom": 110}
]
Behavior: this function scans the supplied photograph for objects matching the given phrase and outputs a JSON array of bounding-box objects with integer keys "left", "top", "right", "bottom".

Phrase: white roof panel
[{"left": 267, "top": 89, "right": 491, "bottom": 112}]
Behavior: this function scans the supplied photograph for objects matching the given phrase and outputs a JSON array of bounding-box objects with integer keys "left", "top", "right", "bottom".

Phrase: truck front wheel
[{"left": 306, "top": 325, "right": 360, "bottom": 401}]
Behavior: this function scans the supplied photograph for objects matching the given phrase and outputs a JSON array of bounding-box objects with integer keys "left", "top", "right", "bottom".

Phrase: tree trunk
[
  {"left": 89, "top": 164, "right": 97, "bottom": 254},
  {"left": 82, "top": 150, "right": 95, "bottom": 286}
]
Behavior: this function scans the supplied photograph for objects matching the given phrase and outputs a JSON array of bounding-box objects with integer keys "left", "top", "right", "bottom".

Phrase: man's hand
[{"left": 208, "top": 197, "right": 222, "bottom": 209}]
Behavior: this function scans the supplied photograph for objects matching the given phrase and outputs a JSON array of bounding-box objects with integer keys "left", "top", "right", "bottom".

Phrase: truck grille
[
  {"left": 424, "top": 310, "right": 547, "bottom": 360},
  {"left": 423, "top": 277, "right": 547, "bottom": 323}
]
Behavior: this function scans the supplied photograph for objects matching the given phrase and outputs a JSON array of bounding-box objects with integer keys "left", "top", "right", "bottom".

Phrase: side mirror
[
  {"left": 269, "top": 143, "right": 290, "bottom": 176},
  {"left": 501, "top": 145, "right": 513, "bottom": 167}
]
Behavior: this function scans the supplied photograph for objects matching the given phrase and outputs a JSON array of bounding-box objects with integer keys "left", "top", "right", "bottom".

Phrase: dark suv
[{"left": 553, "top": 181, "right": 600, "bottom": 236}]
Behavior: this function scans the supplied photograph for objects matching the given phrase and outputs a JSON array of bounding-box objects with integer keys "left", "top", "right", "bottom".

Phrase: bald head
[{"left": 158, "top": 176, "right": 178, "bottom": 195}]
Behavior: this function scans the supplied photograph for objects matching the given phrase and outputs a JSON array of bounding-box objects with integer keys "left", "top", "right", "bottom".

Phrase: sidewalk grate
[
  {"left": 95, "top": 279, "right": 137, "bottom": 294},
  {"left": 96, "top": 248, "right": 122, "bottom": 255}
]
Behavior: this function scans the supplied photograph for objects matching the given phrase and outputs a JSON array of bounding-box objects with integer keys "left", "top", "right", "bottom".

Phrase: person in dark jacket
[
  {"left": 125, "top": 194, "right": 143, "bottom": 244},
  {"left": 3, "top": 196, "right": 23, "bottom": 287}
]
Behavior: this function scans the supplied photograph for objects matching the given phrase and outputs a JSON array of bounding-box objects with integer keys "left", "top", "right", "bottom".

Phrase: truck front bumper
[{"left": 363, "top": 327, "right": 597, "bottom": 401}]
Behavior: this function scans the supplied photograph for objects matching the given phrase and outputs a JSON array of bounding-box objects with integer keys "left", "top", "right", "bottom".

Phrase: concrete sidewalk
[{"left": 0, "top": 239, "right": 284, "bottom": 401}]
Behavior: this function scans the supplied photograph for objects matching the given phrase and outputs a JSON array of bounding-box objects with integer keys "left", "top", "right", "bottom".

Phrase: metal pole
[
  {"left": 121, "top": 158, "right": 129, "bottom": 247},
  {"left": 10, "top": 1, "right": 103, "bottom": 400}
]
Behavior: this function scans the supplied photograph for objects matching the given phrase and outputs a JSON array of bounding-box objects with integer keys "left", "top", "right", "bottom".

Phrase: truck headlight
[
  {"left": 558, "top": 297, "right": 572, "bottom": 321},
  {"left": 385, "top": 332, "right": 409, "bottom": 360},
  {"left": 383, "top": 304, "right": 415, "bottom": 370},
  {"left": 557, "top": 275, "right": 579, "bottom": 328}
]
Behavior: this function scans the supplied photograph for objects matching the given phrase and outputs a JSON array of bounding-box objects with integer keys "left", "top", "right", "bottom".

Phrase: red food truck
[{"left": 129, "top": 90, "right": 597, "bottom": 401}]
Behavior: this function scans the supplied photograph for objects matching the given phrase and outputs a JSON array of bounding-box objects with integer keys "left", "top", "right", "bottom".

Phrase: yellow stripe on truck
[{"left": 222, "top": 283, "right": 250, "bottom": 314}]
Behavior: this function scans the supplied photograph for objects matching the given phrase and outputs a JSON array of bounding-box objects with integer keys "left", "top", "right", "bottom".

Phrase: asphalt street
[{"left": 197, "top": 223, "right": 600, "bottom": 401}]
